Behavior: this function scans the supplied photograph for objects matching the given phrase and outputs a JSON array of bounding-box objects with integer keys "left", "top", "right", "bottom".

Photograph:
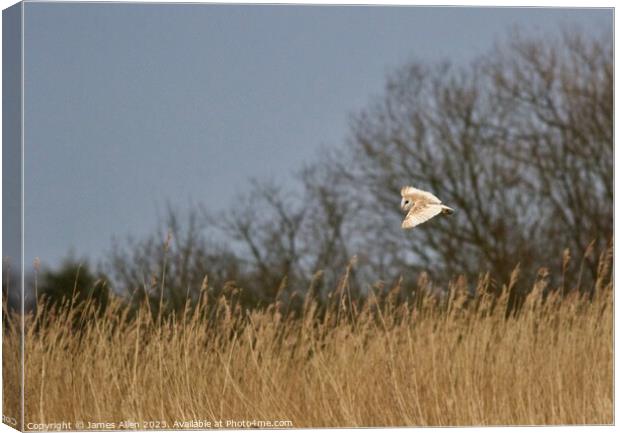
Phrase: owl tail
[{"left": 441, "top": 205, "right": 455, "bottom": 215}]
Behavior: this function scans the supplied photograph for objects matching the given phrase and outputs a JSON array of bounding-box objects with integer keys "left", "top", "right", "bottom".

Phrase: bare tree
[
  {"left": 105, "top": 206, "right": 245, "bottom": 313},
  {"left": 337, "top": 29, "right": 611, "bottom": 288},
  {"left": 486, "top": 30, "right": 613, "bottom": 280},
  {"left": 298, "top": 155, "right": 360, "bottom": 293},
  {"left": 215, "top": 181, "right": 307, "bottom": 300}
]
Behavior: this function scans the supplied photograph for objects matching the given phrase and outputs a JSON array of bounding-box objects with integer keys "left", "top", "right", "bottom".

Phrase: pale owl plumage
[{"left": 400, "top": 186, "right": 454, "bottom": 229}]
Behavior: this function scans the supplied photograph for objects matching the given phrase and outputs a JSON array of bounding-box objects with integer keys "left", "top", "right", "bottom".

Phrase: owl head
[{"left": 400, "top": 196, "right": 414, "bottom": 212}]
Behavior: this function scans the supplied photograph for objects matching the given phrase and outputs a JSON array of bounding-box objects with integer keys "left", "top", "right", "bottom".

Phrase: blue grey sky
[{"left": 19, "top": 3, "right": 611, "bottom": 269}]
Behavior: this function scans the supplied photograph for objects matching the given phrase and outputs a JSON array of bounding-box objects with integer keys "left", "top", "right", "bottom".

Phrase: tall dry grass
[{"left": 3, "top": 248, "right": 614, "bottom": 429}]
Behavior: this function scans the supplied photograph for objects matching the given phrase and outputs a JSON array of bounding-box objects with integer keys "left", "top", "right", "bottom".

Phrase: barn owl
[{"left": 400, "top": 186, "right": 454, "bottom": 229}]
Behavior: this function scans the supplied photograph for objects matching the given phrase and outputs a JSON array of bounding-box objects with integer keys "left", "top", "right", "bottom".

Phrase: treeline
[{"left": 27, "top": 28, "right": 613, "bottom": 314}]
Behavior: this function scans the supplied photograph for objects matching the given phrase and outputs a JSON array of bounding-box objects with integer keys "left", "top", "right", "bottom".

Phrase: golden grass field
[{"left": 3, "top": 249, "right": 614, "bottom": 429}]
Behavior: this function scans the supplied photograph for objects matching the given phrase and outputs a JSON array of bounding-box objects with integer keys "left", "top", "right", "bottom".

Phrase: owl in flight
[{"left": 400, "top": 186, "right": 454, "bottom": 229}]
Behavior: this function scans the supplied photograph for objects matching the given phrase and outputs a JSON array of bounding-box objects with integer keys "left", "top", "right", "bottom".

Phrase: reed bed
[{"left": 3, "top": 250, "right": 613, "bottom": 429}]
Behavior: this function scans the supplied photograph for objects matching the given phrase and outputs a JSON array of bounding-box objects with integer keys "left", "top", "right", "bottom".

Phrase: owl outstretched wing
[{"left": 401, "top": 203, "right": 443, "bottom": 229}]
